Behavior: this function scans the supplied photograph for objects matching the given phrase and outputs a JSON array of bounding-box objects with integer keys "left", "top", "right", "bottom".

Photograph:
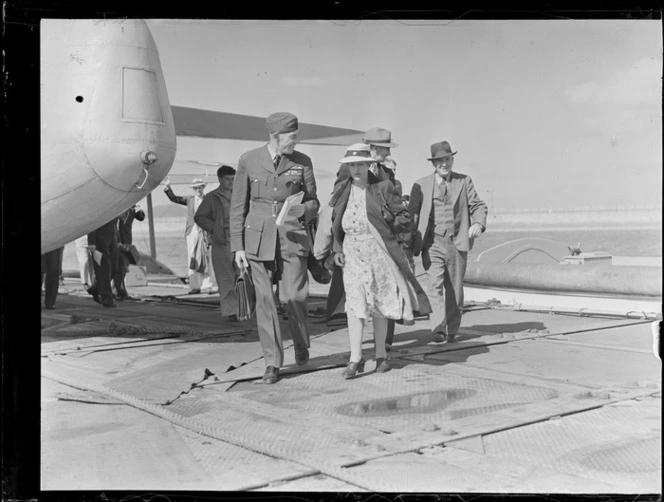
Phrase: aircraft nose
[{"left": 81, "top": 20, "right": 176, "bottom": 192}]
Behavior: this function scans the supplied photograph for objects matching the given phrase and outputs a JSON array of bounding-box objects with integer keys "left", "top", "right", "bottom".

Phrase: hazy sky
[{"left": 146, "top": 19, "right": 662, "bottom": 212}]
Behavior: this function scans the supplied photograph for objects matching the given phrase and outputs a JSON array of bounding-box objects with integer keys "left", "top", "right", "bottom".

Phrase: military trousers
[
  {"left": 249, "top": 249, "right": 310, "bottom": 368},
  {"left": 426, "top": 234, "right": 468, "bottom": 336},
  {"left": 211, "top": 243, "right": 239, "bottom": 316}
]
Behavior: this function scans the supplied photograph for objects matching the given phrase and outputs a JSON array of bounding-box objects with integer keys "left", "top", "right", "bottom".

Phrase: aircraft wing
[
  {"left": 165, "top": 158, "right": 337, "bottom": 185},
  {"left": 164, "top": 159, "right": 237, "bottom": 185},
  {"left": 172, "top": 106, "right": 364, "bottom": 146}
]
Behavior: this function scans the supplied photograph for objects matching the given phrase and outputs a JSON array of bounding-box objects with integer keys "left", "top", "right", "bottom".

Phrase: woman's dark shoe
[
  {"left": 375, "top": 357, "right": 391, "bottom": 373},
  {"left": 188, "top": 289, "right": 201, "bottom": 295},
  {"left": 431, "top": 332, "right": 446, "bottom": 344},
  {"left": 342, "top": 359, "right": 365, "bottom": 379},
  {"left": 86, "top": 286, "right": 101, "bottom": 304}
]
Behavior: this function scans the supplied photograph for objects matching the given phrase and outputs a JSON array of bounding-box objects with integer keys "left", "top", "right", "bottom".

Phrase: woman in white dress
[{"left": 330, "top": 144, "right": 432, "bottom": 379}]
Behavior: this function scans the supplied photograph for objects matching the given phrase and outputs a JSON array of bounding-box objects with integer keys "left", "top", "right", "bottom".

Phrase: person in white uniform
[{"left": 164, "top": 177, "right": 216, "bottom": 294}]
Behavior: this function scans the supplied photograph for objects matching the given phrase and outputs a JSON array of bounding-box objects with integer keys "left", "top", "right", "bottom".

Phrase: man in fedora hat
[
  {"left": 362, "top": 127, "right": 399, "bottom": 188},
  {"left": 362, "top": 127, "right": 406, "bottom": 351},
  {"left": 230, "top": 111, "right": 319, "bottom": 384},
  {"left": 195, "top": 165, "right": 240, "bottom": 321},
  {"left": 164, "top": 176, "right": 216, "bottom": 294},
  {"left": 409, "top": 140, "right": 488, "bottom": 343}
]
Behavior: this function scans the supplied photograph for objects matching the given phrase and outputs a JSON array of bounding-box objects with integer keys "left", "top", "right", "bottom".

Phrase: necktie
[
  {"left": 439, "top": 178, "right": 448, "bottom": 203},
  {"left": 273, "top": 155, "right": 281, "bottom": 170}
]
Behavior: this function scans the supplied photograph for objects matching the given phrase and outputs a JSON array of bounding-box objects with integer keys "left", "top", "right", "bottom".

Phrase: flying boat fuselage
[{"left": 41, "top": 19, "right": 176, "bottom": 254}]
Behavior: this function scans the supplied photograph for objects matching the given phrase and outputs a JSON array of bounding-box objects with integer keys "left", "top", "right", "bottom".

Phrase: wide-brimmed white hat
[
  {"left": 338, "top": 143, "right": 375, "bottom": 164},
  {"left": 189, "top": 178, "right": 206, "bottom": 188}
]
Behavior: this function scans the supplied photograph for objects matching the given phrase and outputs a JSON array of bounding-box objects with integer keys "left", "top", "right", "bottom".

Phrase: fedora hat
[
  {"left": 363, "top": 127, "right": 398, "bottom": 148},
  {"left": 189, "top": 178, "right": 206, "bottom": 188},
  {"left": 428, "top": 141, "right": 457, "bottom": 161},
  {"left": 338, "top": 143, "right": 376, "bottom": 164}
]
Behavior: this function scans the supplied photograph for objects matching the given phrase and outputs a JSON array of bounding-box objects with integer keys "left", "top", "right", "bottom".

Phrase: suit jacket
[
  {"left": 409, "top": 171, "right": 488, "bottom": 256},
  {"left": 230, "top": 145, "right": 319, "bottom": 261},
  {"left": 194, "top": 188, "right": 232, "bottom": 246},
  {"left": 164, "top": 187, "right": 201, "bottom": 237}
]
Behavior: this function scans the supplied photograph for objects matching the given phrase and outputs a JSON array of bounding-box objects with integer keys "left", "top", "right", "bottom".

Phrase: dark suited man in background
[
  {"left": 231, "top": 112, "right": 319, "bottom": 384},
  {"left": 195, "top": 165, "right": 240, "bottom": 321},
  {"left": 87, "top": 217, "right": 120, "bottom": 308},
  {"left": 410, "top": 140, "right": 488, "bottom": 343},
  {"left": 114, "top": 204, "right": 145, "bottom": 300},
  {"left": 42, "top": 246, "right": 64, "bottom": 309}
]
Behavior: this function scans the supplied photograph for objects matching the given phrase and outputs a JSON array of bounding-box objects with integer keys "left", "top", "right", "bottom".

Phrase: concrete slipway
[{"left": 41, "top": 278, "right": 661, "bottom": 493}]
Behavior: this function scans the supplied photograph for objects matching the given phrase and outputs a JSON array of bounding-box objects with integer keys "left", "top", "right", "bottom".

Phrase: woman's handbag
[{"left": 235, "top": 264, "right": 256, "bottom": 321}]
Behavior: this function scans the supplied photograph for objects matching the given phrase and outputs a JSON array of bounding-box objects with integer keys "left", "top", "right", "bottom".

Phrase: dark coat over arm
[{"left": 329, "top": 177, "right": 432, "bottom": 319}]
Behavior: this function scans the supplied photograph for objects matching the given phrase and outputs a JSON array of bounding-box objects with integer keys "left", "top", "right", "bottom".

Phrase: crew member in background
[
  {"left": 87, "top": 217, "right": 120, "bottom": 308},
  {"left": 231, "top": 112, "right": 319, "bottom": 384},
  {"left": 74, "top": 235, "right": 94, "bottom": 289},
  {"left": 164, "top": 177, "right": 216, "bottom": 294},
  {"left": 114, "top": 204, "right": 145, "bottom": 300},
  {"left": 195, "top": 165, "right": 240, "bottom": 321},
  {"left": 410, "top": 140, "right": 488, "bottom": 343},
  {"left": 42, "top": 246, "right": 64, "bottom": 310}
]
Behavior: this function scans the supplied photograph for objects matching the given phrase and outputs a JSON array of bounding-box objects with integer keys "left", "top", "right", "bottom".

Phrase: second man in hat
[{"left": 410, "top": 141, "right": 488, "bottom": 343}]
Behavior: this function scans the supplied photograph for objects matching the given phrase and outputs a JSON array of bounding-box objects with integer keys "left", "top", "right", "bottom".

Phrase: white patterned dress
[{"left": 341, "top": 184, "right": 402, "bottom": 320}]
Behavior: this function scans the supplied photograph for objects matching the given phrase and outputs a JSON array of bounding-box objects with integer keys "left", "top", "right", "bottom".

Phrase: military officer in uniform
[{"left": 230, "top": 112, "right": 319, "bottom": 384}]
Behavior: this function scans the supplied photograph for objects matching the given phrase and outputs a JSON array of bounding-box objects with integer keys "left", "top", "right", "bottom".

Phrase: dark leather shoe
[
  {"left": 226, "top": 314, "right": 239, "bottom": 322},
  {"left": 188, "top": 288, "right": 201, "bottom": 295},
  {"left": 295, "top": 345, "right": 309, "bottom": 366},
  {"left": 87, "top": 286, "right": 101, "bottom": 304},
  {"left": 262, "top": 366, "right": 279, "bottom": 384},
  {"left": 446, "top": 333, "right": 457, "bottom": 343},
  {"left": 342, "top": 359, "right": 365, "bottom": 379},
  {"left": 431, "top": 332, "right": 446, "bottom": 343},
  {"left": 375, "top": 357, "right": 391, "bottom": 373}
]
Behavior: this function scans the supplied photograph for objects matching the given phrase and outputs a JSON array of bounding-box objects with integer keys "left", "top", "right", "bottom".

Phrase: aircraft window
[
  {"left": 122, "top": 67, "right": 164, "bottom": 124},
  {"left": 75, "top": 96, "right": 84, "bottom": 103}
]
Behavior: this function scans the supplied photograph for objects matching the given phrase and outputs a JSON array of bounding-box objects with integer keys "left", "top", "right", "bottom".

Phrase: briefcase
[
  {"left": 235, "top": 264, "right": 256, "bottom": 321},
  {"left": 118, "top": 243, "right": 141, "bottom": 265}
]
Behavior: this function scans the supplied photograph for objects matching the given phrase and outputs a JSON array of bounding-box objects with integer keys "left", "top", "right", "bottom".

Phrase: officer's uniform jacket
[{"left": 230, "top": 145, "right": 319, "bottom": 261}]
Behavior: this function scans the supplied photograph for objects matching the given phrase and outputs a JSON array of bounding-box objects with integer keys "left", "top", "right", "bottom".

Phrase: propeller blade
[{"left": 172, "top": 106, "right": 364, "bottom": 145}]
